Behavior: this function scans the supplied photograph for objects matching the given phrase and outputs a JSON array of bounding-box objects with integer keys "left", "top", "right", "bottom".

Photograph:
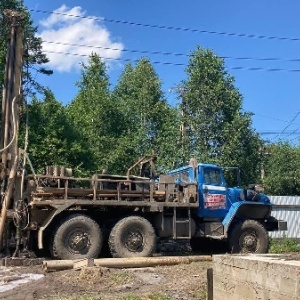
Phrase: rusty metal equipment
[{"left": 0, "top": 10, "right": 24, "bottom": 253}]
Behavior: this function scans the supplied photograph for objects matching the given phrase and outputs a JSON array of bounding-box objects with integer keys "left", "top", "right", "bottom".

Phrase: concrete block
[
  {"left": 213, "top": 254, "right": 300, "bottom": 300},
  {"left": 279, "top": 277, "right": 297, "bottom": 296},
  {"left": 231, "top": 265, "right": 250, "bottom": 282},
  {"left": 267, "top": 290, "right": 295, "bottom": 300},
  {"left": 213, "top": 274, "right": 235, "bottom": 293},
  {"left": 265, "top": 273, "right": 281, "bottom": 292},
  {"left": 234, "top": 282, "right": 261, "bottom": 299},
  {"left": 213, "top": 287, "right": 229, "bottom": 300}
]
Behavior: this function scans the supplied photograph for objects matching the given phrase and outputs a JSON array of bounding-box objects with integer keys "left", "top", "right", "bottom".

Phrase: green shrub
[{"left": 269, "top": 238, "right": 300, "bottom": 253}]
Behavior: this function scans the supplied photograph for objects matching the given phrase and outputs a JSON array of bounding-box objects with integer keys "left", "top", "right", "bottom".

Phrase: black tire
[
  {"left": 51, "top": 214, "right": 103, "bottom": 260},
  {"left": 109, "top": 216, "right": 156, "bottom": 258},
  {"left": 228, "top": 219, "right": 269, "bottom": 253}
]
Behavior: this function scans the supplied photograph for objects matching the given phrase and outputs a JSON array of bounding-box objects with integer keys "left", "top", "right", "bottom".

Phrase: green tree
[
  {"left": 0, "top": 0, "right": 52, "bottom": 95},
  {"left": 67, "top": 53, "right": 123, "bottom": 173},
  {"left": 181, "top": 46, "right": 261, "bottom": 185},
  {"left": 263, "top": 142, "right": 300, "bottom": 195},
  {"left": 23, "top": 89, "right": 92, "bottom": 174},
  {"left": 113, "top": 58, "right": 179, "bottom": 173}
]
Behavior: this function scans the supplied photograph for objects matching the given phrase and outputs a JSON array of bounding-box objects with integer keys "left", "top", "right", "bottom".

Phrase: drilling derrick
[{"left": 0, "top": 10, "right": 25, "bottom": 255}]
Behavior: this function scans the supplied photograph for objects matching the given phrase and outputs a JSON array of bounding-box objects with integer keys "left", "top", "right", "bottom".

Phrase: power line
[
  {"left": 271, "top": 110, "right": 300, "bottom": 140},
  {"left": 259, "top": 130, "right": 300, "bottom": 135},
  {"left": 253, "top": 113, "right": 300, "bottom": 126},
  {"left": 29, "top": 8, "right": 300, "bottom": 43},
  {"left": 284, "top": 127, "right": 300, "bottom": 139},
  {"left": 289, "top": 134, "right": 300, "bottom": 142},
  {"left": 43, "top": 50, "right": 300, "bottom": 72},
  {"left": 43, "top": 50, "right": 186, "bottom": 66},
  {"left": 43, "top": 40, "right": 186, "bottom": 58},
  {"left": 43, "top": 40, "right": 300, "bottom": 64}
]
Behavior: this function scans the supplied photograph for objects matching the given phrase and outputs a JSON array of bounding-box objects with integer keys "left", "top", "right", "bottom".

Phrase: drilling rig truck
[{"left": 0, "top": 10, "right": 287, "bottom": 260}]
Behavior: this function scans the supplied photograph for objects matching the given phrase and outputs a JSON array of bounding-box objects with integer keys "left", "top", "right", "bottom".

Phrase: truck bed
[{"left": 27, "top": 174, "right": 199, "bottom": 210}]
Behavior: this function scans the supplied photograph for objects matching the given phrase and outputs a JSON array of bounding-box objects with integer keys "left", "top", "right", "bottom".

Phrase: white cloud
[{"left": 39, "top": 5, "right": 124, "bottom": 72}]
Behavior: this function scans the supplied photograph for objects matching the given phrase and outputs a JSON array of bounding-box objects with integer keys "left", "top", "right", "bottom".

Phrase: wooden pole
[
  {"left": 207, "top": 268, "right": 213, "bottom": 300},
  {"left": 42, "top": 255, "right": 212, "bottom": 272}
]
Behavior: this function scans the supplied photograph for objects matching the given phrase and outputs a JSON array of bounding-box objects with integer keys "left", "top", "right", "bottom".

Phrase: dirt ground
[
  {"left": 0, "top": 242, "right": 213, "bottom": 300},
  {"left": 2, "top": 241, "right": 298, "bottom": 300},
  {"left": 0, "top": 260, "right": 211, "bottom": 300}
]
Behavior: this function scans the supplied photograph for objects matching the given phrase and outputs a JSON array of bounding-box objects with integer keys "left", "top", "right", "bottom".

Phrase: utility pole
[
  {"left": 0, "top": 10, "right": 24, "bottom": 249},
  {"left": 169, "top": 84, "right": 188, "bottom": 164}
]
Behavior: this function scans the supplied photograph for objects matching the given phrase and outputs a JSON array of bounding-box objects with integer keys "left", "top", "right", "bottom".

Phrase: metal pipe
[
  {"left": 42, "top": 255, "right": 212, "bottom": 272},
  {"left": 0, "top": 156, "right": 18, "bottom": 247}
]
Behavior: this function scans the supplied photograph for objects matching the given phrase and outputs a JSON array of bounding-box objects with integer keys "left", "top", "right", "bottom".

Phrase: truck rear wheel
[
  {"left": 109, "top": 216, "right": 156, "bottom": 258},
  {"left": 228, "top": 219, "right": 268, "bottom": 253},
  {"left": 51, "top": 214, "right": 103, "bottom": 260}
]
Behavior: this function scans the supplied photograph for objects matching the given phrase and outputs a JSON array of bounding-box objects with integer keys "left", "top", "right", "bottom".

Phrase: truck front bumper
[
  {"left": 265, "top": 217, "right": 288, "bottom": 231},
  {"left": 277, "top": 220, "right": 288, "bottom": 231}
]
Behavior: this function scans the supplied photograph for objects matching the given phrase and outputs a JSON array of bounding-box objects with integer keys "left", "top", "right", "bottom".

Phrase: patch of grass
[
  {"left": 46, "top": 296, "right": 103, "bottom": 300},
  {"left": 112, "top": 270, "right": 136, "bottom": 285},
  {"left": 148, "top": 293, "right": 171, "bottom": 300},
  {"left": 122, "top": 296, "right": 141, "bottom": 300},
  {"left": 269, "top": 238, "right": 300, "bottom": 253},
  {"left": 189, "top": 288, "right": 207, "bottom": 300},
  {"left": 122, "top": 294, "right": 170, "bottom": 300}
]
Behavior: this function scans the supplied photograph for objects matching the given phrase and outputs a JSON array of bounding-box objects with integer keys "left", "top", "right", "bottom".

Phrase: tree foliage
[
  {"left": 0, "top": 0, "right": 52, "bottom": 96},
  {"left": 22, "top": 89, "right": 92, "bottom": 174},
  {"left": 67, "top": 53, "right": 123, "bottom": 173},
  {"left": 263, "top": 142, "right": 300, "bottom": 195},
  {"left": 112, "top": 58, "right": 179, "bottom": 172},
  {"left": 181, "top": 46, "right": 262, "bottom": 185},
  {"left": 1, "top": 5, "right": 297, "bottom": 195}
]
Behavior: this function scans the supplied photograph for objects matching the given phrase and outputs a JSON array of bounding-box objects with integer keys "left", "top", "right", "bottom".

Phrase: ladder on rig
[{"left": 172, "top": 207, "right": 192, "bottom": 239}]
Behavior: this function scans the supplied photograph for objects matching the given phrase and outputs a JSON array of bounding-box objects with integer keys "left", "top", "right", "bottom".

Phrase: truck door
[{"left": 198, "top": 165, "right": 228, "bottom": 218}]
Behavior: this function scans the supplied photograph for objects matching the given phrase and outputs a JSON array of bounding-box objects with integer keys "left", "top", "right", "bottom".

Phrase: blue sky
[{"left": 23, "top": 0, "right": 300, "bottom": 144}]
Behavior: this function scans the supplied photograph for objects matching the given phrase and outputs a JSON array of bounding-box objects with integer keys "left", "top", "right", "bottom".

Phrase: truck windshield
[{"left": 203, "top": 168, "right": 222, "bottom": 185}]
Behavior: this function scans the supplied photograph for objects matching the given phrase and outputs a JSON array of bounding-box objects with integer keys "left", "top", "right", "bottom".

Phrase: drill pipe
[{"left": 43, "top": 255, "right": 212, "bottom": 272}]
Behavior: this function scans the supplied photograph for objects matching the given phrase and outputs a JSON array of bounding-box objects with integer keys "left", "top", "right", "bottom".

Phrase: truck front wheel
[
  {"left": 51, "top": 214, "right": 103, "bottom": 260},
  {"left": 109, "top": 216, "right": 156, "bottom": 258},
  {"left": 228, "top": 219, "right": 268, "bottom": 253}
]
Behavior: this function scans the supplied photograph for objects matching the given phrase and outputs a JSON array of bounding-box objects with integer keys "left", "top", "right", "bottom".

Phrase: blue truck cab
[{"left": 166, "top": 161, "right": 287, "bottom": 253}]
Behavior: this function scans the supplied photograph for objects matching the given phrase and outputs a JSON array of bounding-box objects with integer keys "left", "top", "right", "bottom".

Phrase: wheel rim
[
  {"left": 67, "top": 230, "right": 90, "bottom": 254},
  {"left": 123, "top": 229, "right": 144, "bottom": 252},
  {"left": 240, "top": 230, "right": 258, "bottom": 253}
]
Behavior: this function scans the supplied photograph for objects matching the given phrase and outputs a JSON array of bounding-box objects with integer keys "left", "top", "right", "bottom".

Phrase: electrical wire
[
  {"left": 26, "top": 8, "right": 300, "bottom": 142},
  {"left": 43, "top": 50, "right": 187, "bottom": 66},
  {"left": 282, "top": 127, "right": 300, "bottom": 139},
  {"left": 271, "top": 110, "right": 300, "bottom": 140},
  {"left": 43, "top": 50, "right": 300, "bottom": 72},
  {"left": 29, "top": 8, "right": 300, "bottom": 43},
  {"left": 43, "top": 40, "right": 300, "bottom": 64},
  {"left": 259, "top": 131, "right": 300, "bottom": 135},
  {"left": 253, "top": 113, "right": 300, "bottom": 126}
]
